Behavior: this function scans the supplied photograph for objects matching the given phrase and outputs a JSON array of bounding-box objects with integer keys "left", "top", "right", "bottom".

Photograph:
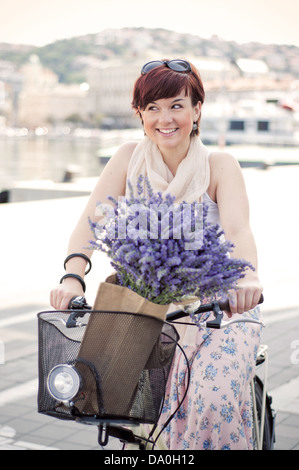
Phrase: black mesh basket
[{"left": 38, "top": 310, "right": 179, "bottom": 426}]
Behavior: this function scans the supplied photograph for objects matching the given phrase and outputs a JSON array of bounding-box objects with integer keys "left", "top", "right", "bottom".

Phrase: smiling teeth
[{"left": 159, "top": 129, "right": 176, "bottom": 134}]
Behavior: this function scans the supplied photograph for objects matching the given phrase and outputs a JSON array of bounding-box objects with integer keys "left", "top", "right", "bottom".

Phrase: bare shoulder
[
  {"left": 111, "top": 140, "right": 139, "bottom": 166},
  {"left": 208, "top": 151, "right": 244, "bottom": 202},
  {"left": 209, "top": 151, "right": 241, "bottom": 173},
  {"left": 99, "top": 140, "right": 138, "bottom": 178},
  {"left": 209, "top": 150, "right": 243, "bottom": 183},
  {"left": 94, "top": 140, "right": 138, "bottom": 199}
]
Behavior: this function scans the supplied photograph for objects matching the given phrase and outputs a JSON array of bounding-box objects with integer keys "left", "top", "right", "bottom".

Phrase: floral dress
[{"left": 158, "top": 307, "right": 262, "bottom": 450}]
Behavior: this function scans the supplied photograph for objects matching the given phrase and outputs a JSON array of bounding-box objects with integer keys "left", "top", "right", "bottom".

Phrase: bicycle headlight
[{"left": 47, "top": 364, "right": 81, "bottom": 403}]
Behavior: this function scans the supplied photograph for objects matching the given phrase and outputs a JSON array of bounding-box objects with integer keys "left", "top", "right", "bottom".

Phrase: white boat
[{"left": 201, "top": 100, "right": 299, "bottom": 147}]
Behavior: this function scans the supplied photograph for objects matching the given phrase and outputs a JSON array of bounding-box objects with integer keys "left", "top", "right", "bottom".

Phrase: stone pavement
[
  {"left": 0, "top": 302, "right": 298, "bottom": 451},
  {"left": 257, "top": 306, "right": 299, "bottom": 450}
]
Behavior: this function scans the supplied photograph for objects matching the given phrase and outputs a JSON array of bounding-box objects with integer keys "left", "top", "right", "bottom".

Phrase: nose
[{"left": 158, "top": 108, "right": 173, "bottom": 125}]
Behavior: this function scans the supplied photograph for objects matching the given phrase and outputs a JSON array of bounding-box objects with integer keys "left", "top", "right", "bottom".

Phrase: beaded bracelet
[
  {"left": 64, "top": 253, "right": 92, "bottom": 275},
  {"left": 60, "top": 274, "right": 86, "bottom": 293}
]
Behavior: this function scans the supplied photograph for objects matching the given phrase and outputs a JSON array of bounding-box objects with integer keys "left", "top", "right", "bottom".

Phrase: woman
[{"left": 50, "top": 59, "right": 263, "bottom": 450}]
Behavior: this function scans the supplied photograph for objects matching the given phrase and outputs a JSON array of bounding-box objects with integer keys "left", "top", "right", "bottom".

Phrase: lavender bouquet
[{"left": 89, "top": 176, "right": 253, "bottom": 306}]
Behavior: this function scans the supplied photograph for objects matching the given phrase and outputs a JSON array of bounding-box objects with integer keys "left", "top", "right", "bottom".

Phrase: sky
[{"left": 0, "top": 0, "right": 299, "bottom": 47}]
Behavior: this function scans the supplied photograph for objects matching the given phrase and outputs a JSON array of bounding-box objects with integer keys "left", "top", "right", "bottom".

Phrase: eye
[
  {"left": 146, "top": 103, "right": 159, "bottom": 111},
  {"left": 172, "top": 104, "right": 183, "bottom": 109}
]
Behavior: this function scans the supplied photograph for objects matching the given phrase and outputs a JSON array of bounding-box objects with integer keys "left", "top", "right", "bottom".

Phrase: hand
[
  {"left": 227, "top": 278, "right": 263, "bottom": 316},
  {"left": 50, "top": 278, "right": 85, "bottom": 310}
]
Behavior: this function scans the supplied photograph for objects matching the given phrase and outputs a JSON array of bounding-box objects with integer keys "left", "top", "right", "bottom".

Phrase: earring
[{"left": 192, "top": 122, "right": 198, "bottom": 132}]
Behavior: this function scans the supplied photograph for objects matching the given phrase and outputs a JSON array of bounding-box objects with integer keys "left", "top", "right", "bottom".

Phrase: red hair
[{"left": 132, "top": 60, "right": 205, "bottom": 135}]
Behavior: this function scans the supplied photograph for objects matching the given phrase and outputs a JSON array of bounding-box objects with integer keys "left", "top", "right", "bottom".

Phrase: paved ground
[{"left": 0, "top": 302, "right": 298, "bottom": 451}]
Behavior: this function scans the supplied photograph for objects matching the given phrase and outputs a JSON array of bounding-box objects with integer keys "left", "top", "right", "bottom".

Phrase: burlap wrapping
[
  {"left": 93, "top": 273, "right": 168, "bottom": 321},
  {"left": 76, "top": 275, "right": 169, "bottom": 417}
]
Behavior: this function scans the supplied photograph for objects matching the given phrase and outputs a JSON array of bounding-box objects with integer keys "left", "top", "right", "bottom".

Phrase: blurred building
[
  {"left": 18, "top": 55, "right": 92, "bottom": 129},
  {"left": 0, "top": 60, "right": 21, "bottom": 127},
  {"left": 86, "top": 60, "right": 142, "bottom": 128},
  {"left": 12, "top": 54, "right": 297, "bottom": 136}
]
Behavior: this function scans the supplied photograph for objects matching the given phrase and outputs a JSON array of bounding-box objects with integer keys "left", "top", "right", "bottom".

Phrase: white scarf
[{"left": 126, "top": 136, "right": 210, "bottom": 203}]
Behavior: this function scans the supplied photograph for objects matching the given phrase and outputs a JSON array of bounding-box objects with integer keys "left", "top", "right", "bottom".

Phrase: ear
[{"left": 194, "top": 101, "right": 202, "bottom": 121}]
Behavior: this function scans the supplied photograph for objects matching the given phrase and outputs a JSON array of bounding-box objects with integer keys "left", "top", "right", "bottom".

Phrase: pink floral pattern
[{"left": 159, "top": 307, "right": 262, "bottom": 450}]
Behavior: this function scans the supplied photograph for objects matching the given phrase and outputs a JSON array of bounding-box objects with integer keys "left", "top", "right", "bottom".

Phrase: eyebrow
[{"left": 148, "top": 97, "right": 185, "bottom": 105}]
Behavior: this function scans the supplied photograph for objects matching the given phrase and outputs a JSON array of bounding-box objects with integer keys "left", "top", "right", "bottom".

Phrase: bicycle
[{"left": 37, "top": 295, "right": 275, "bottom": 450}]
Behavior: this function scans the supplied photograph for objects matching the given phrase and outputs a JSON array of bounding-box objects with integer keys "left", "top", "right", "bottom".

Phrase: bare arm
[
  {"left": 212, "top": 152, "right": 263, "bottom": 314},
  {"left": 50, "top": 141, "right": 137, "bottom": 309}
]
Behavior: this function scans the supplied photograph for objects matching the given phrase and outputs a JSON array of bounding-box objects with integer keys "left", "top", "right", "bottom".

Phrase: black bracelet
[
  {"left": 60, "top": 274, "right": 86, "bottom": 293},
  {"left": 64, "top": 253, "right": 92, "bottom": 275}
]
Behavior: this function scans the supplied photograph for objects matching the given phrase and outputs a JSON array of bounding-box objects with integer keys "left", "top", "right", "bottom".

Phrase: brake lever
[
  {"left": 205, "top": 301, "right": 223, "bottom": 329},
  {"left": 66, "top": 296, "right": 91, "bottom": 328},
  {"left": 205, "top": 298, "right": 265, "bottom": 329}
]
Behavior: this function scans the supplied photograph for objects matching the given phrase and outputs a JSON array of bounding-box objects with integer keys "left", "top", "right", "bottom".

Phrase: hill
[{"left": 0, "top": 27, "right": 298, "bottom": 83}]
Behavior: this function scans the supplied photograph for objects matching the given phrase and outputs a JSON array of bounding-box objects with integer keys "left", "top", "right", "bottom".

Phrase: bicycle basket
[{"left": 37, "top": 310, "right": 179, "bottom": 425}]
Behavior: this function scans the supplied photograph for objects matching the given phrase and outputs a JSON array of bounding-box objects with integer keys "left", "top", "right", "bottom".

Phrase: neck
[{"left": 158, "top": 139, "right": 191, "bottom": 176}]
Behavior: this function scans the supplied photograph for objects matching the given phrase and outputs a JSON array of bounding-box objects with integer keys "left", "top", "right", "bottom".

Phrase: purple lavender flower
[{"left": 89, "top": 175, "right": 253, "bottom": 306}]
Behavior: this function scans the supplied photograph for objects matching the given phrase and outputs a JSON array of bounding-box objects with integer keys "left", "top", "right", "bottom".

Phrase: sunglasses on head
[{"left": 141, "top": 59, "right": 192, "bottom": 75}]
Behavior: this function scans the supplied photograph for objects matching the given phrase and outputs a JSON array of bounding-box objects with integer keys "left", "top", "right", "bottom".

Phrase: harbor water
[{"left": 0, "top": 137, "right": 101, "bottom": 191}]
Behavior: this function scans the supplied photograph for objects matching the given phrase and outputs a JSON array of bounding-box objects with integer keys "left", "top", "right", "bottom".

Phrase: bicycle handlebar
[
  {"left": 166, "top": 294, "right": 264, "bottom": 329},
  {"left": 66, "top": 294, "right": 264, "bottom": 330}
]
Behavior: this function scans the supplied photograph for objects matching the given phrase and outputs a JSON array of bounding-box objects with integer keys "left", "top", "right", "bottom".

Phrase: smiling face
[{"left": 140, "top": 90, "right": 201, "bottom": 156}]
